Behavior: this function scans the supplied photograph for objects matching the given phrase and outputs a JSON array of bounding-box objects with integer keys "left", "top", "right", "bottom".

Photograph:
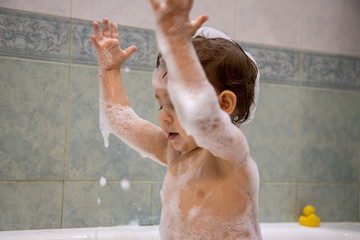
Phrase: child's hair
[{"left": 156, "top": 36, "right": 258, "bottom": 125}]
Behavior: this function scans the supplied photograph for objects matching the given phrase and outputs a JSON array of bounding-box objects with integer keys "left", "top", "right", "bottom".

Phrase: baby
[{"left": 91, "top": 0, "right": 262, "bottom": 239}]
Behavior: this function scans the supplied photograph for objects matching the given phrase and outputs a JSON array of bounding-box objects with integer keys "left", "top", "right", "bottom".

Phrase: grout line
[
  {"left": 60, "top": 0, "right": 73, "bottom": 229},
  {"left": 0, "top": 180, "right": 63, "bottom": 183},
  {"left": 294, "top": 0, "right": 306, "bottom": 221},
  {"left": 149, "top": 182, "right": 154, "bottom": 225},
  {"left": 358, "top": 122, "right": 360, "bottom": 221}
]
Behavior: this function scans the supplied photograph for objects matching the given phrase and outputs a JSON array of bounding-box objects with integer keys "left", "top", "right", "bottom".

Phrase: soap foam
[
  {"left": 160, "top": 185, "right": 260, "bottom": 239},
  {"left": 97, "top": 47, "right": 115, "bottom": 77},
  {"left": 99, "top": 176, "right": 107, "bottom": 186},
  {"left": 121, "top": 179, "right": 130, "bottom": 190},
  {"left": 99, "top": 71, "right": 111, "bottom": 148},
  {"left": 99, "top": 101, "right": 162, "bottom": 163},
  {"left": 152, "top": 63, "right": 167, "bottom": 90}
]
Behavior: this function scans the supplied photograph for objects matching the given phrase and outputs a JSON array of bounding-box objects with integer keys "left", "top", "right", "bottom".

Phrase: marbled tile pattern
[
  {"left": 0, "top": 8, "right": 157, "bottom": 70},
  {"left": 150, "top": 182, "right": 163, "bottom": 225},
  {"left": 0, "top": 8, "right": 70, "bottom": 62},
  {"left": 299, "top": 89, "right": 360, "bottom": 183},
  {"left": 242, "top": 84, "right": 299, "bottom": 182},
  {"left": 241, "top": 43, "right": 301, "bottom": 85},
  {"left": 0, "top": 7, "right": 360, "bottom": 231},
  {"left": 303, "top": 52, "right": 360, "bottom": 90},
  {"left": 66, "top": 66, "right": 158, "bottom": 181},
  {"left": 258, "top": 184, "right": 297, "bottom": 222},
  {"left": 297, "top": 184, "right": 358, "bottom": 221},
  {"left": 62, "top": 182, "right": 152, "bottom": 227},
  {"left": 71, "top": 19, "right": 157, "bottom": 70},
  {"left": 0, "top": 59, "right": 67, "bottom": 180},
  {"left": 0, "top": 182, "right": 62, "bottom": 230}
]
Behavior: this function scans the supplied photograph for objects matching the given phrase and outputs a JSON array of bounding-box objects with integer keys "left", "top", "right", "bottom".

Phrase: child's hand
[
  {"left": 91, "top": 19, "right": 137, "bottom": 72},
  {"left": 149, "top": 0, "right": 208, "bottom": 40}
]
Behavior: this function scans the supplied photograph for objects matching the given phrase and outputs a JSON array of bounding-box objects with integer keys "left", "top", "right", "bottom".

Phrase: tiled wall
[{"left": 0, "top": 0, "right": 359, "bottom": 231}]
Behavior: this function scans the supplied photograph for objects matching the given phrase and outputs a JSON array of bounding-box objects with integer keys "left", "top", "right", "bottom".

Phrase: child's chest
[{"left": 162, "top": 150, "right": 250, "bottom": 221}]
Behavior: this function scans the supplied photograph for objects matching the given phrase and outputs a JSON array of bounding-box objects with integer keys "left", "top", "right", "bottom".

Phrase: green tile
[
  {"left": 121, "top": 68, "right": 159, "bottom": 124},
  {"left": 0, "top": 59, "right": 67, "bottom": 180},
  {"left": 0, "top": 8, "right": 70, "bottom": 62},
  {"left": 241, "top": 43, "right": 301, "bottom": 85},
  {"left": 242, "top": 83, "right": 299, "bottom": 182},
  {"left": 303, "top": 52, "right": 360, "bottom": 90},
  {"left": 151, "top": 161, "right": 167, "bottom": 182},
  {"left": 0, "top": 182, "right": 62, "bottom": 230},
  {"left": 150, "top": 182, "right": 163, "bottom": 225},
  {"left": 297, "top": 184, "right": 358, "bottom": 221},
  {"left": 299, "top": 88, "right": 360, "bottom": 183},
  {"left": 66, "top": 66, "right": 157, "bottom": 181},
  {"left": 70, "top": 19, "right": 157, "bottom": 70},
  {"left": 358, "top": 184, "right": 360, "bottom": 221},
  {"left": 62, "top": 181, "right": 152, "bottom": 227},
  {"left": 258, "top": 183, "right": 297, "bottom": 222}
]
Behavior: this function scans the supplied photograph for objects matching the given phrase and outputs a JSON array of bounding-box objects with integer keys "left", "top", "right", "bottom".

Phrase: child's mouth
[{"left": 168, "top": 132, "right": 179, "bottom": 140}]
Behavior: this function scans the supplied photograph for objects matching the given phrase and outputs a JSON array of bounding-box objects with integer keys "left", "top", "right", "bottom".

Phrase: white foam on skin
[
  {"left": 99, "top": 101, "right": 160, "bottom": 162},
  {"left": 99, "top": 99, "right": 110, "bottom": 148},
  {"left": 160, "top": 164, "right": 261, "bottom": 239},
  {"left": 152, "top": 62, "right": 167, "bottom": 90},
  {"left": 155, "top": 24, "right": 261, "bottom": 239}
]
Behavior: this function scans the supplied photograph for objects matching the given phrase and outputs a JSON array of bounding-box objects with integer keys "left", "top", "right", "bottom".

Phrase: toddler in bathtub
[{"left": 91, "top": 0, "right": 262, "bottom": 239}]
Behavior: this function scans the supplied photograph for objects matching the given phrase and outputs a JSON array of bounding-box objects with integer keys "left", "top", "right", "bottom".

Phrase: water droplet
[
  {"left": 100, "top": 176, "right": 107, "bottom": 187},
  {"left": 121, "top": 179, "right": 130, "bottom": 190}
]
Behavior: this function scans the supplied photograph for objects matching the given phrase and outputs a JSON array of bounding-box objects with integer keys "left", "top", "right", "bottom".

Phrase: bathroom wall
[{"left": 0, "top": 0, "right": 359, "bottom": 231}]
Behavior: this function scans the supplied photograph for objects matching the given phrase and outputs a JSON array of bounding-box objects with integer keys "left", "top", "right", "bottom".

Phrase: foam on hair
[{"left": 193, "top": 27, "right": 260, "bottom": 126}]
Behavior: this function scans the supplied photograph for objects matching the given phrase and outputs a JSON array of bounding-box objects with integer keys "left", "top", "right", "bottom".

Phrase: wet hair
[{"left": 156, "top": 36, "right": 258, "bottom": 125}]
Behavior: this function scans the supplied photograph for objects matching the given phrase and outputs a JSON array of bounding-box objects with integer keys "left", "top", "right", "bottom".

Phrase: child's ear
[{"left": 217, "top": 90, "right": 237, "bottom": 115}]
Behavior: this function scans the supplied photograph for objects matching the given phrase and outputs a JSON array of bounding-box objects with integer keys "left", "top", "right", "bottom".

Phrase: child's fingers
[
  {"left": 110, "top": 22, "right": 119, "bottom": 39},
  {"left": 124, "top": 45, "right": 137, "bottom": 58},
  {"left": 90, "top": 35, "right": 100, "bottom": 49},
  {"left": 92, "top": 21, "right": 103, "bottom": 41},
  {"left": 102, "top": 18, "right": 110, "bottom": 37},
  {"left": 149, "top": 0, "right": 161, "bottom": 11},
  {"left": 191, "top": 15, "right": 208, "bottom": 34}
]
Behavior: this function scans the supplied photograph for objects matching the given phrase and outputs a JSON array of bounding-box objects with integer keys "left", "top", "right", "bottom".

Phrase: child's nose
[{"left": 159, "top": 108, "right": 172, "bottom": 123}]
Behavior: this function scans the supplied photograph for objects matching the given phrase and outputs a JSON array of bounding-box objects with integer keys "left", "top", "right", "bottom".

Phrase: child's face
[{"left": 152, "top": 66, "right": 198, "bottom": 154}]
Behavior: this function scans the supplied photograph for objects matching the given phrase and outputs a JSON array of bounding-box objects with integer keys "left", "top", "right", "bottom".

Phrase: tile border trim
[{"left": 1, "top": 8, "right": 359, "bottom": 90}]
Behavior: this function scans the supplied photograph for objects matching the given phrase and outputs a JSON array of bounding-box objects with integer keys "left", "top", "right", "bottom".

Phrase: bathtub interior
[{"left": 0, "top": 222, "right": 359, "bottom": 240}]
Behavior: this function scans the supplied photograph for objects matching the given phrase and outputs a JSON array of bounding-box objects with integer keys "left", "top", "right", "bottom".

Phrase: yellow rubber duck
[{"left": 299, "top": 205, "right": 320, "bottom": 227}]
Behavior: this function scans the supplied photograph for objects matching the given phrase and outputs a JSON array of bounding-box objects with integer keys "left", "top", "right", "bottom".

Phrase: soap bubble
[
  {"left": 121, "top": 179, "right": 130, "bottom": 190},
  {"left": 100, "top": 176, "right": 107, "bottom": 187}
]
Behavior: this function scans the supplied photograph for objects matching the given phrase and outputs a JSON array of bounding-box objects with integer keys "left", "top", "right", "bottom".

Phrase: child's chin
[{"left": 172, "top": 142, "right": 197, "bottom": 154}]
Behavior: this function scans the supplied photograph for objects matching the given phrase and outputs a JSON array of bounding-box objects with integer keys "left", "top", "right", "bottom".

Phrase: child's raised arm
[
  {"left": 91, "top": 19, "right": 168, "bottom": 164},
  {"left": 149, "top": 0, "right": 250, "bottom": 162}
]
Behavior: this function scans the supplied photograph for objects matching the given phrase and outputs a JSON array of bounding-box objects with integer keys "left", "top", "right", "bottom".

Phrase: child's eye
[{"left": 158, "top": 106, "right": 163, "bottom": 111}]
